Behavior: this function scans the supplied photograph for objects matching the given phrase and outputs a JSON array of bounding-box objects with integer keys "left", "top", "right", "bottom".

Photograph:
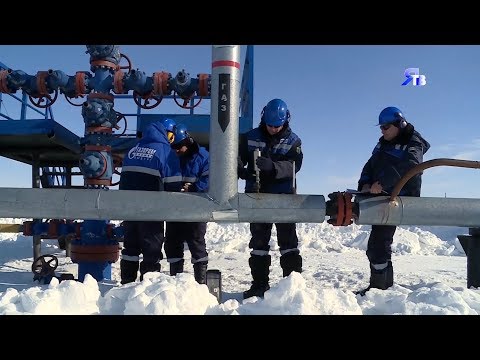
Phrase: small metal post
[
  {"left": 457, "top": 227, "right": 480, "bottom": 288},
  {"left": 33, "top": 236, "right": 41, "bottom": 262},
  {"left": 253, "top": 148, "right": 261, "bottom": 193},
  {"left": 65, "top": 235, "right": 72, "bottom": 258},
  {"left": 66, "top": 167, "right": 72, "bottom": 188},
  {"left": 292, "top": 161, "right": 296, "bottom": 192},
  {"left": 32, "top": 153, "right": 41, "bottom": 189},
  {"left": 32, "top": 154, "right": 42, "bottom": 261}
]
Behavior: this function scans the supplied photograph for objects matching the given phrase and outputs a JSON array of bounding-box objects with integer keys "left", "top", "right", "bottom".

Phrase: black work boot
[
  {"left": 120, "top": 259, "right": 139, "bottom": 285},
  {"left": 280, "top": 252, "right": 303, "bottom": 277},
  {"left": 243, "top": 255, "right": 271, "bottom": 299},
  {"left": 139, "top": 261, "right": 161, "bottom": 281},
  {"left": 356, "top": 261, "right": 394, "bottom": 296},
  {"left": 193, "top": 262, "right": 208, "bottom": 284},
  {"left": 170, "top": 259, "right": 185, "bottom": 276}
]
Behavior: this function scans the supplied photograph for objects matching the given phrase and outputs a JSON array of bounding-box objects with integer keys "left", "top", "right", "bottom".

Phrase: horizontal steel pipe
[
  {"left": 0, "top": 188, "right": 326, "bottom": 224},
  {"left": 356, "top": 195, "right": 480, "bottom": 227},
  {"left": 235, "top": 193, "right": 326, "bottom": 223},
  {"left": 0, "top": 188, "right": 221, "bottom": 222}
]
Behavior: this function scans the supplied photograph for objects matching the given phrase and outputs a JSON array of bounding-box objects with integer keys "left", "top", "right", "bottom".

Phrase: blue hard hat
[
  {"left": 378, "top": 107, "right": 405, "bottom": 126},
  {"left": 262, "top": 98, "right": 290, "bottom": 127},
  {"left": 162, "top": 118, "right": 177, "bottom": 133},
  {"left": 172, "top": 124, "right": 190, "bottom": 146}
]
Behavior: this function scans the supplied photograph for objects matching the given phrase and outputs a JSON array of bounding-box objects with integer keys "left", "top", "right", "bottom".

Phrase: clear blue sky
[{"left": 1, "top": 45, "right": 479, "bottom": 198}]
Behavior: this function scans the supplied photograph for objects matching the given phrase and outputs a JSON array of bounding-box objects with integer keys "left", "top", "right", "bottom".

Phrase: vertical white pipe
[{"left": 208, "top": 45, "right": 241, "bottom": 206}]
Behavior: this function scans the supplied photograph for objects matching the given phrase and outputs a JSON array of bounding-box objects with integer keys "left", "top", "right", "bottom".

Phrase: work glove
[
  {"left": 256, "top": 156, "right": 274, "bottom": 173},
  {"left": 237, "top": 156, "right": 247, "bottom": 180},
  {"left": 181, "top": 182, "right": 194, "bottom": 192}
]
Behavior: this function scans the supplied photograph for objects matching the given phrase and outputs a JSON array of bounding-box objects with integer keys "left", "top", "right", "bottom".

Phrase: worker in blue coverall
[
  {"left": 355, "top": 106, "right": 430, "bottom": 295},
  {"left": 118, "top": 118, "right": 182, "bottom": 284},
  {"left": 237, "top": 98, "right": 304, "bottom": 299},
  {"left": 165, "top": 124, "right": 210, "bottom": 284}
]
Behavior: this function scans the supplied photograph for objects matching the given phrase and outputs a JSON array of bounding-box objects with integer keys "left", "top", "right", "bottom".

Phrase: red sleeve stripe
[{"left": 212, "top": 60, "right": 240, "bottom": 69}]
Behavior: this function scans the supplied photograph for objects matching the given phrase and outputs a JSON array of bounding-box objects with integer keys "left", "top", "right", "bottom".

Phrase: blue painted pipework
[{"left": 0, "top": 45, "right": 255, "bottom": 283}]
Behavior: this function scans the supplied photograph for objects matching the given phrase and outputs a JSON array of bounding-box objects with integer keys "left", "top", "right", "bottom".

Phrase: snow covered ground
[{"left": 0, "top": 218, "right": 479, "bottom": 315}]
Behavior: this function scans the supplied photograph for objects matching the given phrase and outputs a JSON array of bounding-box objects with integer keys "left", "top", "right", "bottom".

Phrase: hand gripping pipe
[
  {"left": 356, "top": 159, "right": 480, "bottom": 227},
  {"left": 325, "top": 158, "right": 480, "bottom": 227}
]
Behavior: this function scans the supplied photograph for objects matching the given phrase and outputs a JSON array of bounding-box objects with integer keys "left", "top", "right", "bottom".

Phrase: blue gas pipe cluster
[{"left": 0, "top": 45, "right": 211, "bottom": 282}]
